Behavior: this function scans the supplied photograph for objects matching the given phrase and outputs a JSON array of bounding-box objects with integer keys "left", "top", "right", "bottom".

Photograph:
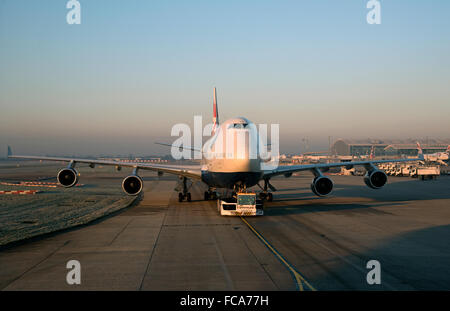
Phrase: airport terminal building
[{"left": 331, "top": 139, "right": 450, "bottom": 156}]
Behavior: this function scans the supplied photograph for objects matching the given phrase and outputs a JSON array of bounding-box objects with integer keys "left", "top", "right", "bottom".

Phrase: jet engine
[
  {"left": 57, "top": 168, "right": 79, "bottom": 188},
  {"left": 311, "top": 176, "right": 333, "bottom": 197},
  {"left": 364, "top": 170, "right": 387, "bottom": 189},
  {"left": 122, "top": 175, "right": 143, "bottom": 195}
]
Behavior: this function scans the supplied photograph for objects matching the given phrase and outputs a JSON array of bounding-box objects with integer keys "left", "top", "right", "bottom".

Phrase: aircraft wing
[
  {"left": 8, "top": 153, "right": 202, "bottom": 180},
  {"left": 263, "top": 157, "right": 423, "bottom": 179}
]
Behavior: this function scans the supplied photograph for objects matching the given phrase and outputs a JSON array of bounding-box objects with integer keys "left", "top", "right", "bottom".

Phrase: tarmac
[{"left": 1, "top": 161, "right": 450, "bottom": 290}]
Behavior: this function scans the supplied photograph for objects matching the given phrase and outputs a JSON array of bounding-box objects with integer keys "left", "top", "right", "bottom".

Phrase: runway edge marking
[{"left": 240, "top": 216, "right": 317, "bottom": 291}]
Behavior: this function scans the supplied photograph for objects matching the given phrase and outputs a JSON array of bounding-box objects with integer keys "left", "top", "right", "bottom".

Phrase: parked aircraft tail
[
  {"left": 369, "top": 146, "right": 375, "bottom": 160},
  {"left": 416, "top": 142, "right": 424, "bottom": 160}
]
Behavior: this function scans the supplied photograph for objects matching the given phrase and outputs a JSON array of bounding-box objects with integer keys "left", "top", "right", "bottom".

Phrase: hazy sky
[{"left": 1, "top": 0, "right": 449, "bottom": 156}]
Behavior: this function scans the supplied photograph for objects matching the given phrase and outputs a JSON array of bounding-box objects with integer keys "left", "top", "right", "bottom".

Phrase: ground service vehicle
[{"left": 218, "top": 192, "right": 263, "bottom": 216}]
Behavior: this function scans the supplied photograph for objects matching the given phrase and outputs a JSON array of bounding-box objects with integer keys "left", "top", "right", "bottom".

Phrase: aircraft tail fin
[
  {"left": 7, "top": 145, "right": 12, "bottom": 157},
  {"left": 416, "top": 142, "right": 424, "bottom": 160},
  {"left": 212, "top": 87, "right": 219, "bottom": 135}
]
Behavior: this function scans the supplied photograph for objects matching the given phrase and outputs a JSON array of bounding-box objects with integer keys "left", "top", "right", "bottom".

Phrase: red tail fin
[
  {"left": 416, "top": 142, "right": 424, "bottom": 159},
  {"left": 212, "top": 87, "right": 219, "bottom": 135}
]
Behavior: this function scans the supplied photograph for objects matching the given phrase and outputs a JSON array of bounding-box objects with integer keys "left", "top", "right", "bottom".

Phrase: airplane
[
  {"left": 8, "top": 88, "right": 424, "bottom": 203},
  {"left": 368, "top": 145, "right": 375, "bottom": 160},
  {"left": 416, "top": 142, "right": 449, "bottom": 166}
]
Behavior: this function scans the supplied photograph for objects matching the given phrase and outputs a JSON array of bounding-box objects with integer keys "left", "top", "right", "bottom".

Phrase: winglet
[
  {"left": 416, "top": 142, "right": 424, "bottom": 160},
  {"left": 7, "top": 145, "right": 12, "bottom": 157}
]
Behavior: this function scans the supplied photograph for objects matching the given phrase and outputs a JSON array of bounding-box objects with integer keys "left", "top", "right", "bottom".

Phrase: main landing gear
[
  {"left": 259, "top": 192, "right": 273, "bottom": 202},
  {"left": 179, "top": 192, "right": 191, "bottom": 202},
  {"left": 258, "top": 179, "right": 275, "bottom": 202},
  {"left": 178, "top": 177, "right": 192, "bottom": 202},
  {"left": 204, "top": 189, "right": 217, "bottom": 201}
]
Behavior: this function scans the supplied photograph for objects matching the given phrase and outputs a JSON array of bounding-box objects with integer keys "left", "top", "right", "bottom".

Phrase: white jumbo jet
[
  {"left": 8, "top": 88, "right": 424, "bottom": 202},
  {"left": 416, "top": 142, "right": 449, "bottom": 166}
]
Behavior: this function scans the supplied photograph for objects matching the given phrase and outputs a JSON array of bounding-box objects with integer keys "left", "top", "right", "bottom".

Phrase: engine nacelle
[
  {"left": 57, "top": 168, "right": 79, "bottom": 188},
  {"left": 122, "top": 175, "right": 143, "bottom": 195},
  {"left": 311, "top": 176, "right": 333, "bottom": 197},
  {"left": 364, "top": 170, "right": 387, "bottom": 189}
]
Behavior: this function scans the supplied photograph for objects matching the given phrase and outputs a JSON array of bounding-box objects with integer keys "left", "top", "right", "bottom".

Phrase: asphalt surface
[{"left": 1, "top": 163, "right": 450, "bottom": 291}]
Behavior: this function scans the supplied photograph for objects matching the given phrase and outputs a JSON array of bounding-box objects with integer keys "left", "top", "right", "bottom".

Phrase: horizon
[
  {"left": 1, "top": 1, "right": 449, "bottom": 156},
  {"left": 3, "top": 135, "right": 450, "bottom": 158}
]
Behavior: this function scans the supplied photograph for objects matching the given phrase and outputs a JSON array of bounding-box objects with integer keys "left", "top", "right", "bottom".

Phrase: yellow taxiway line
[{"left": 240, "top": 216, "right": 317, "bottom": 291}]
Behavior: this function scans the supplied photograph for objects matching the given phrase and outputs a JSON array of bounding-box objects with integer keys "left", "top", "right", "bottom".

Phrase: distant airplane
[
  {"left": 416, "top": 142, "right": 449, "bottom": 166},
  {"left": 8, "top": 88, "right": 424, "bottom": 202},
  {"left": 369, "top": 146, "right": 375, "bottom": 160},
  {"left": 301, "top": 151, "right": 329, "bottom": 155}
]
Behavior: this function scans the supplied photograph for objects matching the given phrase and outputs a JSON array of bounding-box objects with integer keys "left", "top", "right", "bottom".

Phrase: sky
[{"left": 0, "top": 0, "right": 449, "bottom": 156}]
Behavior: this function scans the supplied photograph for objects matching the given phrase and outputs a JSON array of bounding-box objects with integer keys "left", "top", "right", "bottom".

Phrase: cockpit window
[{"left": 228, "top": 123, "right": 248, "bottom": 129}]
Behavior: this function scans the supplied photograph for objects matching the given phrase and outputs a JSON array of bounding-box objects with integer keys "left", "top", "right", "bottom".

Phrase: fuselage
[
  {"left": 200, "top": 117, "right": 264, "bottom": 189},
  {"left": 424, "top": 152, "right": 449, "bottom": 162}
]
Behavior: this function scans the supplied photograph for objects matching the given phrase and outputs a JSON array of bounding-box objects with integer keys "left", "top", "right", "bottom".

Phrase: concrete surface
[{"left": 1, "top": 161, "right": 450, "bottom": 290}]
